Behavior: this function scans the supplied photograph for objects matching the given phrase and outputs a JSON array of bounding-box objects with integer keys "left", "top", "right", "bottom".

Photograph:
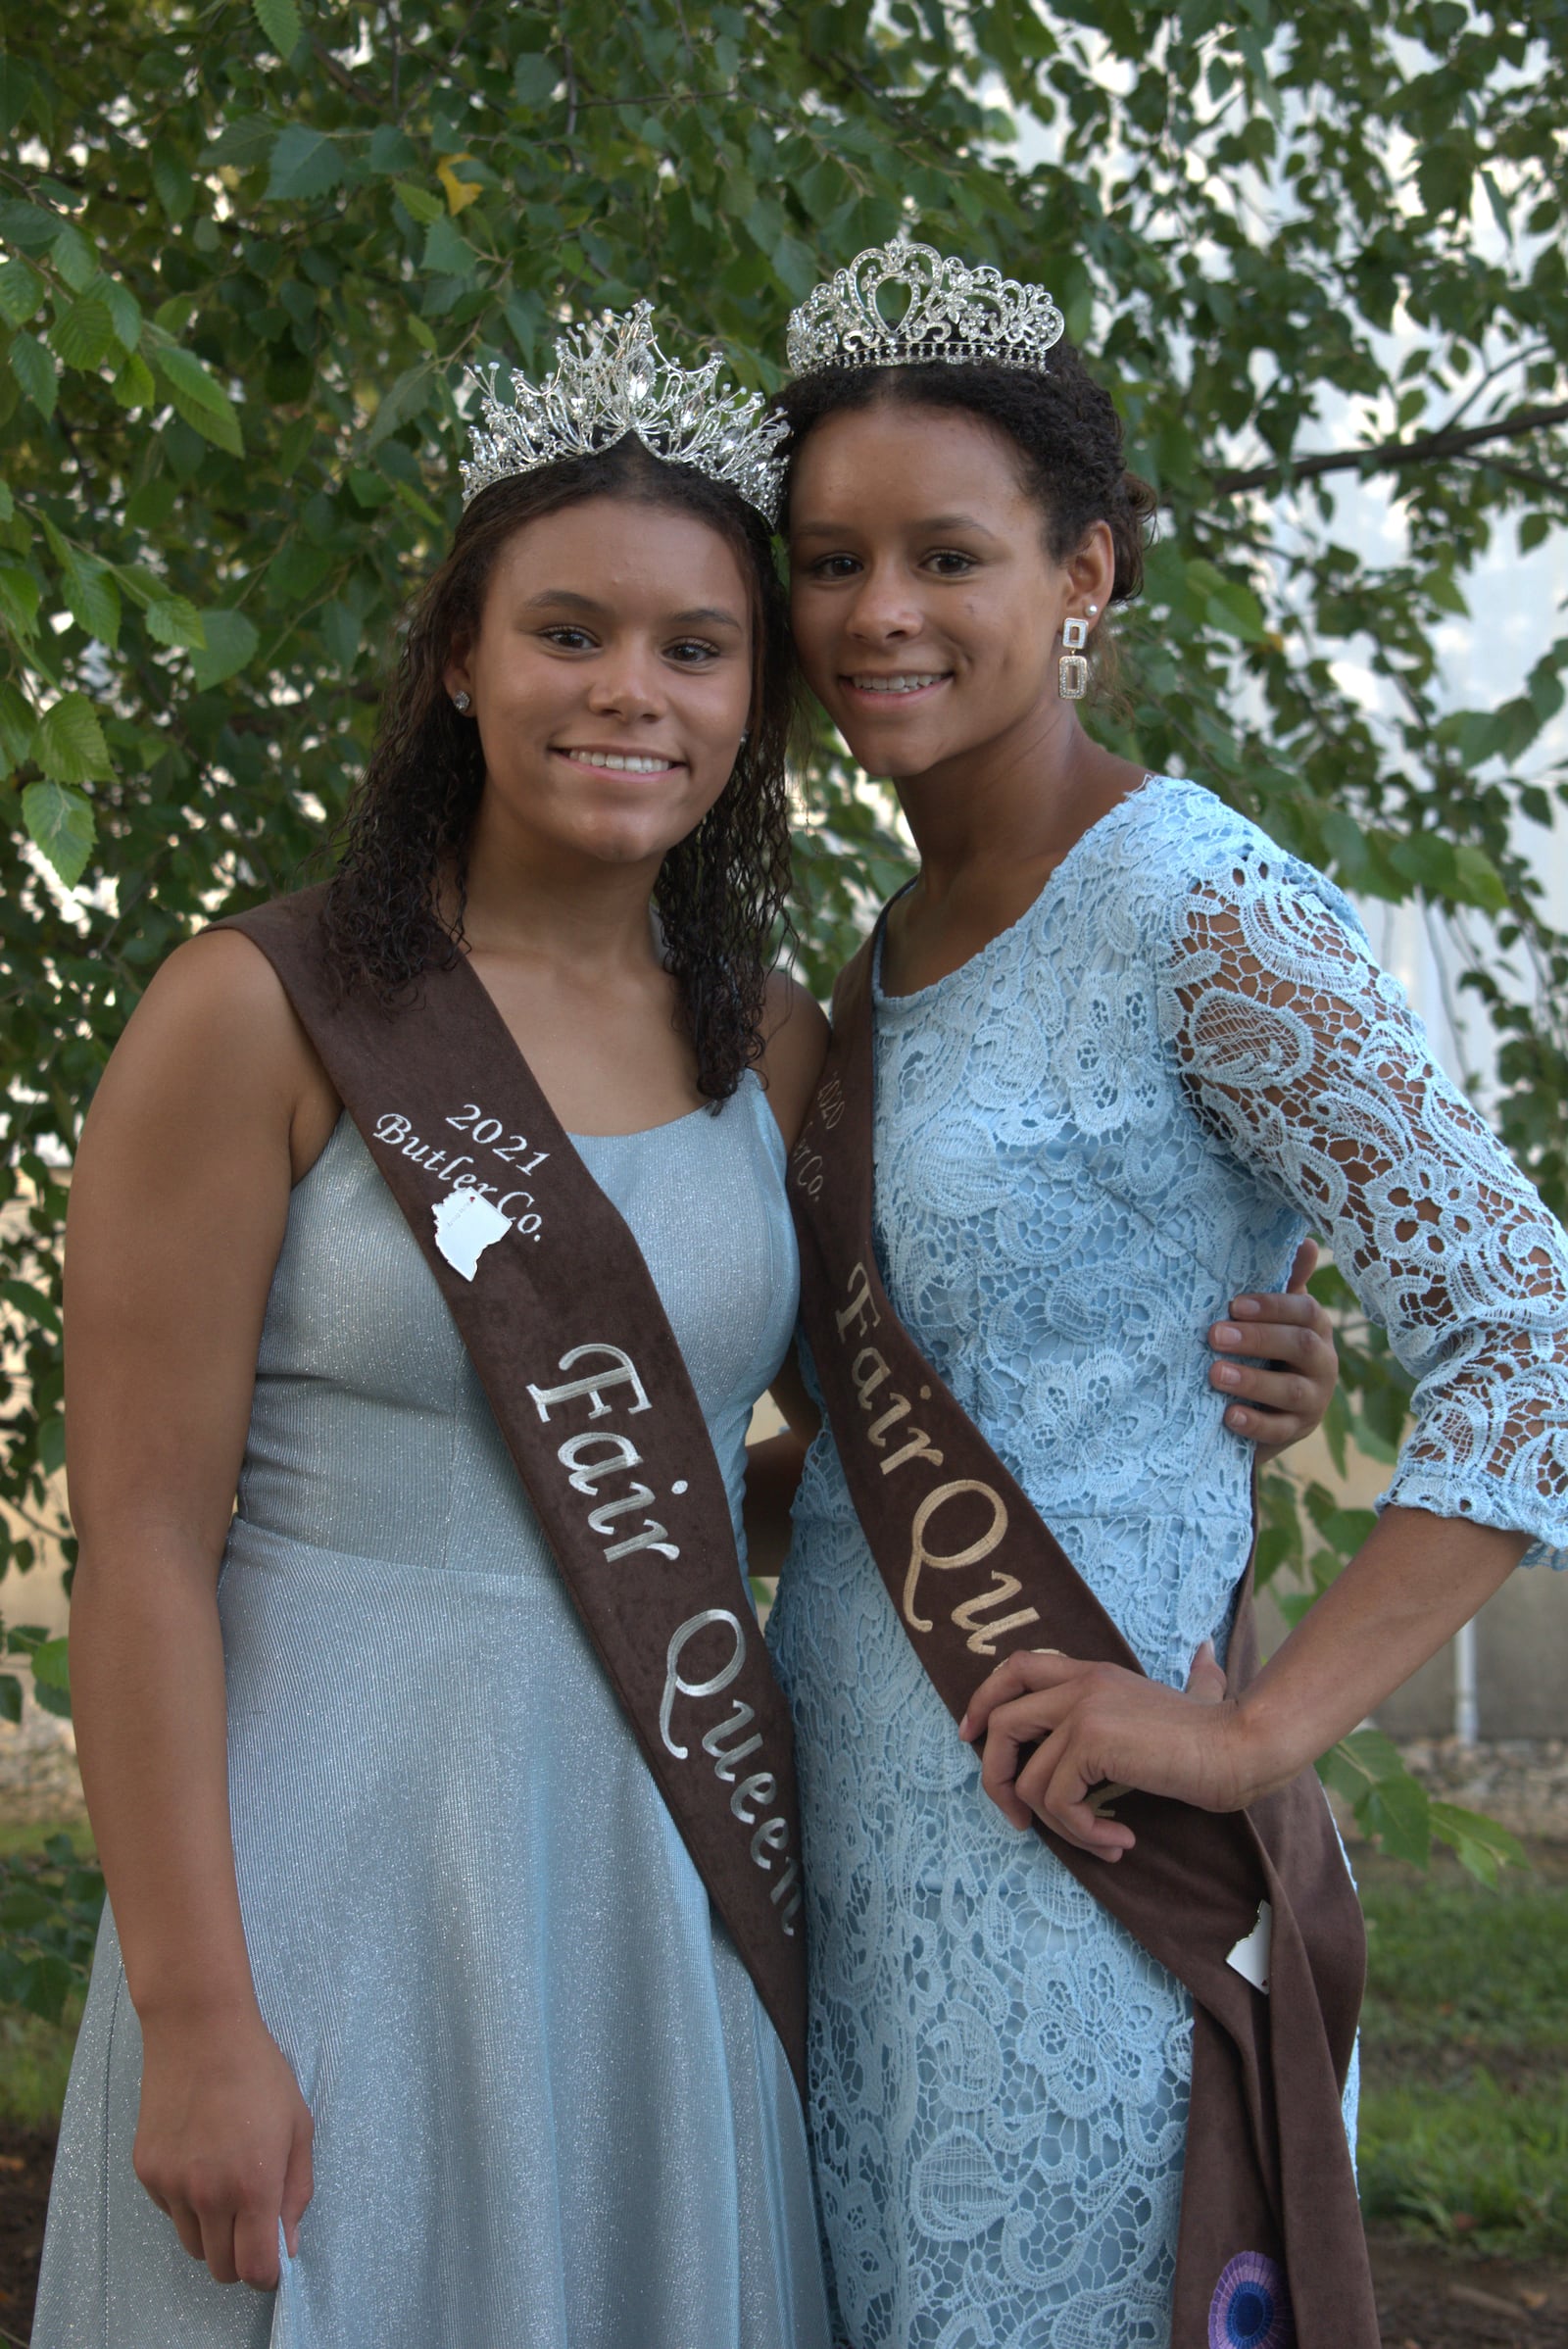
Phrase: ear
[
  {"left": 443, "top": 632, "right": 474, "bottom": 706},
  {"left": 1062, "top": 520, "right": 1117, "bottom": 630}
]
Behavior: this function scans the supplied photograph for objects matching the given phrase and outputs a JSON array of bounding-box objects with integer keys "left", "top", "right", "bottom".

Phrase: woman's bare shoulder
[{"left": 757, "top": 969, "right": 830, "bottom": 1150}]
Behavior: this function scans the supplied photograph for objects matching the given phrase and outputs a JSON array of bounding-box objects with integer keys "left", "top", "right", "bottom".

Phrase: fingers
[
  {"left": 1285, "top": 1236, "right": 1318, "bottom": 1293},
  {"left": 1016, "top": 1740, "right": 1136, "bottom": 1858},
  {"left": 1185, "top": 1639, "right": 1227, "bottom": 1705},
  {"left": 1210, "top": 1309, "right": 1330, "bottom": 1364},
  {"left": 281, "top": 2116, "right": 315, "bottom": 2260},
  {"left": 958, "top": 1646, "right": 1073, "bottom": 1741},
  {"left": 232, "top": 2199, "right": 283, "bottom": 2292},
  {"left": 976, "top": 1688, "right": 1075, "bottom": 1827}
]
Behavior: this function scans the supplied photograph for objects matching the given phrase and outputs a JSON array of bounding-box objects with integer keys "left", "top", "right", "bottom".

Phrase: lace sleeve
[{"left": 1161, "top": 855, "right": 1568, "bottom": 1566}]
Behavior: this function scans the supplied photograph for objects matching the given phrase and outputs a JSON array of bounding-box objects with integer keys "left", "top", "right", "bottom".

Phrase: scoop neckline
[{"left": 874, "top": 772, "right": 1166, "bottom": 1008}]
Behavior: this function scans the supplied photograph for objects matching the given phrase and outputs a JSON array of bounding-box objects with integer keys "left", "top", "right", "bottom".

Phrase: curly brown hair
[
  {"left": 774, "top": 344, "right": 1157, "bottom": 612},
  {"left": 323, "top": 439, "right": 800, "bottom": 1102}
]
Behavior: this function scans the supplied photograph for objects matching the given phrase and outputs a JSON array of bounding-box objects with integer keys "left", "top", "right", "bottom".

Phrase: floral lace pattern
[{"left": 768, "top": 775, "right": 1568, "bottom": 2348}]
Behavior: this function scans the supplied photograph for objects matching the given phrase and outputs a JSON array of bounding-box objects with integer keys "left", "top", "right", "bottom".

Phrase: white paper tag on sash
[
  {"left": 432, "top": 1187, "right": 511, "bottom": 1281},
  {"left": 1227, "top": 1898, "right": 1273, "bottom": 1994}
]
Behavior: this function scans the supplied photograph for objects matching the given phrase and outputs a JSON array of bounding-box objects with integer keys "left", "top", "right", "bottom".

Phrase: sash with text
[{"left": 222, "top": 890, "right": 808, "bottom": 2100}]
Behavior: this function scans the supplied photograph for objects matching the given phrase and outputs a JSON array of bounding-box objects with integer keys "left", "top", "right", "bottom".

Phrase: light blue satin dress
[{"left": 36, "top": 1078, "right": 830, "bottom": 2349}]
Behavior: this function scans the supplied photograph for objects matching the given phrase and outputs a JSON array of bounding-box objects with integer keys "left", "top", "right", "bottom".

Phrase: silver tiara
[
  {"left": 785, "top": 240, "right": 1065, "bottom": 378},
  {"left": 461, "top": 302, "right": 788, "bottom": 525}
]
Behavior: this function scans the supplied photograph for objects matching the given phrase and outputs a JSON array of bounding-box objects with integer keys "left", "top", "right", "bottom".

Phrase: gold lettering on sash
[
  {"left": 865, "top": 1394, "right": 911, "bottom": 1447},
  {"left": 527, "top": 1343, "right": 652, "bottom": 1422},
  {"left": 853, "top": 1347, "right": 891, "bottom": 1407},
  {"left": 903, "top": 1480, "right": 1016, "bottom": 1633},
  {"left": 836, "top": 1261, "right": 881, "bottom": 1341},
  {"left": 879, "top": 1425, "right": 945, "bottom": 1475},
  {"left": 951, "top": 1573, "right": 1044, "bottom": 1656}
]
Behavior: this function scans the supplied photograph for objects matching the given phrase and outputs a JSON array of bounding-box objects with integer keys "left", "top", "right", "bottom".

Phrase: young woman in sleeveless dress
[
  {"left": 760, "top": 247, "right": 1568, "bottom": 2347},
  {"left": 34, "top": 319, "right": 835, "bottom": 2349}
]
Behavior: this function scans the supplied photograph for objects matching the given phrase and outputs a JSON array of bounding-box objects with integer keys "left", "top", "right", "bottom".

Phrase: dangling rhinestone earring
[
  {"left": 1057, "top": 616, "right": 1090, "bottom": 702},
  {"left": 451, "top": 690, "right": 471, "bottom": 713}
]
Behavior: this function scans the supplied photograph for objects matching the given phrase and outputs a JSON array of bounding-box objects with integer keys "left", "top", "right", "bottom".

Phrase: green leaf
[
  {"left": 49, "top": 294, "right": 115, "bottom": 371},
  {"left": 151, "top": 146, "right": 195, "bottom": 224},
  {"left": 0, "top": 1276, "right": 61, "bottom": 1336},
  {"left": 0, "top": 563, "right": 41, "bottom": 639},
  {"left": 420, "top": 215, "right": 477, "bottom": 276},
  {"left": 51, "top": 223, "right": 96, "bottom": 292},
  {"left": 22, "top": 780, "right": 95, "bottom": 886},
  {"left": 0, "top": 1676, "right": 21, "bottom": 1729},
  {"left": 1359, "top": 1771, "right": 1432, "bottom": 1868},
  {"left": 9, "top": 329, "right": 59, "bottom": 417},
  {"left": 110, "top": 349, "right": 157, "bottom": 409},
  {"left": 148, "top": 339, "right": 244, "bottom": 456},
  {"left": 28, "top": 1637, "right": 69, "bottom": 1692},
  {"left": 1428, "top": 1800, "right": 1526, "bottom": 1889},
  {"left": 394, "top": 181, "right": 444, "bottom": 225},
  {"left": 60, "top": 547, "right": 122, "bottom": 647},
  {"left": 32, "top": 691, "right": 112, "bottom": 784},
  {"left": 513, "top": 52, "right": 560, "bottom": 106},
  {"left": 253, "top": 0, "right": 303, "bottom": 60},
  {"left": 189, "top": 608, "right": 260, "bottom": 689},
  {"left": 266, "top": 125, "right": 345, "bottom": 203},
  {"left": 0, "top": 679, "right": 35, "bottom": 768},
  {"left": 1452, "top": 844, "right": 1509, "bottom": 912},
  {"left": 0, "top": 256, "right": 46, "bottom": 326},
  {"left": 366, "top": 360, "right": 435, "bottom": 448},
  {"left": 0, "top": 197, "right": 59, "bottom": 252},
  {"left": 144, "top": 595, "right": 207, "bottom": 651}
]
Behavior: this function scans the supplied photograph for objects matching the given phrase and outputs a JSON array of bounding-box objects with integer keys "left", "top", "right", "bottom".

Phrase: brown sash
[
  {"left": 220, "top": 888, "right": 807, "bottom": 2101},
  {"left": 788, "top": 924, "right": 1376, "bottom": 2347}
]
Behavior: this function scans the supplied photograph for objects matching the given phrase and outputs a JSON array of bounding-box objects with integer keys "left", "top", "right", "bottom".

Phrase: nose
[
  {"left": 843, "top": 558, "right": 923, "bottom": 647},
  {"left": 584, "top": 638, "right": 666, "bottom": 722}
]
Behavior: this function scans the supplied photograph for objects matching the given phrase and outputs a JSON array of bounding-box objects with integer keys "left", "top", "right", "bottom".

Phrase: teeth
[
  {"left": 851, "top": 674, "right": 945, "bottom": 694},
  {"left": 564, "top": 750, "right": 677, "bottom": 773}
]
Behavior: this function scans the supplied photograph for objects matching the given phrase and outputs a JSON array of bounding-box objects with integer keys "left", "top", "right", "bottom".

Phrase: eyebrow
[
  {"left": 791, "top": 512, "right": 1002, "bottom": 541},
  {"left": 521, "top": 588, "right": 744, "bottom": 631}
]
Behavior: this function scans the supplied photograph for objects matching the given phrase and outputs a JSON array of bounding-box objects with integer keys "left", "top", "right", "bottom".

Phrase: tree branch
[{"left": 1210, "top": 399, "right": 1568, "bottom": 498}]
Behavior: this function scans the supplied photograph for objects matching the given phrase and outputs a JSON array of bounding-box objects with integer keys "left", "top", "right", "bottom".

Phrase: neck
[
  {"left": 893, "top": 699, "right": 1130, "bottom": 904},
  {"left": 455, "top": 798, "right": 665, "bottom": 979}
]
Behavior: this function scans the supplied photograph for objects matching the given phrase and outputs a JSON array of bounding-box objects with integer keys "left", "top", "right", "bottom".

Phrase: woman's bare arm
[{"left": 66, "top": 930, "right": 333, "bottom": 2287}]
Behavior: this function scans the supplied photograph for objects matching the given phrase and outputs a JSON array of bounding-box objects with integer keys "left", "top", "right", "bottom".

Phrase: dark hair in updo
[
  {"left": 774, "top": 342, "right": 1156, "bottom": 607},
  {"left": 322, "top": 435, "right": 800, "bottom": 1103}
]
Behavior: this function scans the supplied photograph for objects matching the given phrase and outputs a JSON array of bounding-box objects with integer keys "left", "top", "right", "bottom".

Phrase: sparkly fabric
[
  {"left": 35, "top": 1079, "right": 830, "bottom": 2349},
  {"left": 767, "top": 774, "right": 1568, "bottom": 2349}
]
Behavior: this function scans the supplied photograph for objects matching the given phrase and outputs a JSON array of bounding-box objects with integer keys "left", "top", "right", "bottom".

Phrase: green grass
[{"left": 1357, "top": 1847, "right": 1568, "bottom": 2257}]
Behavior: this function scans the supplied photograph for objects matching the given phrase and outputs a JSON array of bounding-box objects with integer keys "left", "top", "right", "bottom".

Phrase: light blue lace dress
[
  {"left": 766, "top": 774, "right": 1568, "bottom": 2349},
  {"left": 36, "top": 1078, "right": 831, "bottom": 2349}
]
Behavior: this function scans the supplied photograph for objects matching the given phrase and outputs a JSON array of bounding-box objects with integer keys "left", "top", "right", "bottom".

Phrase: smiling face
[
  {"left": 444, "top": 494, "right": 755, "bottom": 874},
  {"left": 788, "top": 401, "right": 1099, "bottom": 785}
]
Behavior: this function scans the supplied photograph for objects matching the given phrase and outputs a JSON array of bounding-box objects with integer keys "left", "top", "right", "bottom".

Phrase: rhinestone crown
[
  {"left": 786, "top": 240, "right": 1065, "bottom": 378},
  {"left": 461, "top": 301, "right": 788, "bottom": 525}
]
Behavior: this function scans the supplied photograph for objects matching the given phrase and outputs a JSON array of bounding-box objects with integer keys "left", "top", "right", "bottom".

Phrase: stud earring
[
  {"left": 1058, "top": 617, "right": 1090, "bottom": 702},
  {"left": 451, "top": 691, "right": 471, "bottom": 713}
]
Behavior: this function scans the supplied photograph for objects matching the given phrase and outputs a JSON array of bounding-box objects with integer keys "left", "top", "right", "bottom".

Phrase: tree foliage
[{"left": 1, "top": 0, "right": 1565, "bottom": 1890}]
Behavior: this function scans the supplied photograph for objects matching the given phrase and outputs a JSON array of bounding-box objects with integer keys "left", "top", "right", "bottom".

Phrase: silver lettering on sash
[
  {"left": 558, "top": 1430, "right": 643, "bottom": 1494},
  {"left": 603, "top": 1522, "right": 679, "bottom": 1562},
  {"left": 528, "top": 1343, "right": 652, "bottom": 1422},
  {"left": 661, "top": 1610, "right": 746, "bottom": 1759},
  {"left": 702, "top": 1701, "right": 763, "bottom": 1782},
  {"left": 585, "top": 1483, "right": 659, "bottom": 1533},
  {"left": 660, "top": 1609, "right": 802, "bottom": 1934},
  {"left": 903, "top": 1480, "right": 1018, "bottom": 1634}
]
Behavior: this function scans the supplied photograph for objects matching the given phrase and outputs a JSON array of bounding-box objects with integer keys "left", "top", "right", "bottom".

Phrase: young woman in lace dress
[{"left": 761, "top": 252, "right": 1568, "bottom": 2348}]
